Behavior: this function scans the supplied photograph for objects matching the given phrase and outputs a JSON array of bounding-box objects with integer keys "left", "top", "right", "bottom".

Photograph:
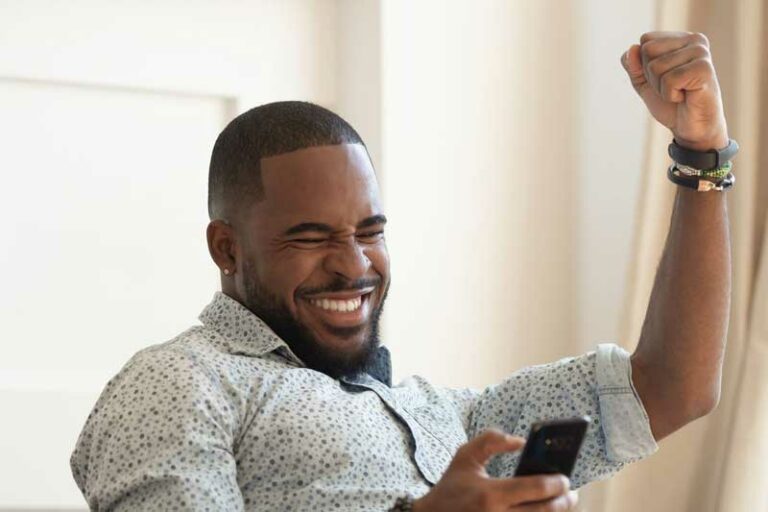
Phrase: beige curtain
[{"left": 600, "top": 0, "right": 768, "bottom": 511}]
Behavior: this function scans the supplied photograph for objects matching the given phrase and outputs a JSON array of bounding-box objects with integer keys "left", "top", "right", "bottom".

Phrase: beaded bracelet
[
  {"left": 675, "top": 160, "right": 732, "bottom": 179},
  {"left": 668, "top": 164, "right": 735, "bottom": 191}
]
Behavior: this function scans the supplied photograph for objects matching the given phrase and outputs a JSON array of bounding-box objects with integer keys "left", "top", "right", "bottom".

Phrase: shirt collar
[
  {"left": 198, "top": 292, "right": 305, "bottom": 365},
  {"left": 198, "top": 291, "right": 393, "bottom": 386}
]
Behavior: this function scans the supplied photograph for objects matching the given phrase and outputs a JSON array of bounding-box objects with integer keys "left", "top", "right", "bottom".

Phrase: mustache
[{"left": 299, "top": 277, "right": 381, "bottom": 297}]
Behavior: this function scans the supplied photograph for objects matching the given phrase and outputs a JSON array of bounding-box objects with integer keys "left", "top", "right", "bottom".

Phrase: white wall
[
  {"left": 0, "top": 1, "right": 339, "bottom": 508},
  {"left": 380, "top": 0, "right": 584, "bottom": 388},
  {"left": 577, "top": 0, "right": 657, "bottom": 353}
]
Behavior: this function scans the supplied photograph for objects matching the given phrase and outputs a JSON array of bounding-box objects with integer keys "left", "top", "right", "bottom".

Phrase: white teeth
[{"left": 309, "top": 296, "right": 363, "bottom": 312}]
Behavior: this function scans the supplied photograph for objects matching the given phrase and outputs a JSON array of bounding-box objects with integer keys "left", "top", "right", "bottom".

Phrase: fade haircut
[{"left": 207, "top": 101, "right": 366, "bottom": 220}]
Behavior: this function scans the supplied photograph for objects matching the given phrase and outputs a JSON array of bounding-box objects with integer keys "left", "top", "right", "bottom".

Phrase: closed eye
[
  {"left": 357, "top": 231, "right": 385, "bottom": 241},
  {"left": 292, "top": 238, "right": 327, "bottom": 244}
]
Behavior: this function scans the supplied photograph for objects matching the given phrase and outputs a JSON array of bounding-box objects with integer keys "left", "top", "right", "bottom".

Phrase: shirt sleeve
[
  {"left": 442, "top": 343, "right": 658, "bottom": 488},
  {"left": 70, "top": 346, "right": 245, "bottom": 511}
]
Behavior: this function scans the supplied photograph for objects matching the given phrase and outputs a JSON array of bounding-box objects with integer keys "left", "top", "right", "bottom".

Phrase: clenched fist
[
  {"left": 411, "top": 429, "right": 578, "bottom": 512},
  {"left": 621, "top": 31, "right": 729, "bottom": 151}
]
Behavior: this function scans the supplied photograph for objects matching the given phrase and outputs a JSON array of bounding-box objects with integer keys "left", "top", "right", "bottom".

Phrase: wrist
[{"left": 674, "top": 133, "right": 729, "bottom": 152}]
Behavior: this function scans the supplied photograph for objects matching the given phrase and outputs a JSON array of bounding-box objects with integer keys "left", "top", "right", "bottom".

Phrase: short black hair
[{"left": 207, "top": 101, "right": 366, "bottom": 220}]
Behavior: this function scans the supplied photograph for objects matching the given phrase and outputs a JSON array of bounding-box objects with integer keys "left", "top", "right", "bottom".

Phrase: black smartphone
[{"left": 514, "top": 416, "right": 591, "bottom": 477}]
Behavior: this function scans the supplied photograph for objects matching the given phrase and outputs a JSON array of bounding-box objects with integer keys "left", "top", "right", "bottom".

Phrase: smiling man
[
  {"left": 72, "top": 31, "right": 734, "bottom": 512},
  {"left": 207, "top": 135, "right": 390, "bottom": 380}
]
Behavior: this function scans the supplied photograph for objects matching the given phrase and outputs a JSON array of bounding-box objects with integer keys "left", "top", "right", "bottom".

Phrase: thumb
[{"left": 454, "top": 429, "right": 526, "bottom": 470}]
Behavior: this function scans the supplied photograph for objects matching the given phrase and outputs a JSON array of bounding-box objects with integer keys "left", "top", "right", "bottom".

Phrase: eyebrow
[{"left": 283, "top": 214, "right": 387, "bottom": 236}]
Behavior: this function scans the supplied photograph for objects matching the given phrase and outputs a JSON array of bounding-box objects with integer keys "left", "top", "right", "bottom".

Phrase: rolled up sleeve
[
  {"left": 452, "top": 343, "right": 657, "bottom": 488},
  {"left": 595, "top": 343, "right": 658, "bottom": 463}
]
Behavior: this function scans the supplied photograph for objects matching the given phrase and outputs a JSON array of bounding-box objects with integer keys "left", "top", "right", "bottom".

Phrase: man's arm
[{"left": 621, "top": 32, "right": 732, "bottom": 441}]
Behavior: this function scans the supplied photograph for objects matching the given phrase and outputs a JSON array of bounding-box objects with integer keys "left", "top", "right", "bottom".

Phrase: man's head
[{"left": 206, "top": 101, "right": 390, "bottom": 380}]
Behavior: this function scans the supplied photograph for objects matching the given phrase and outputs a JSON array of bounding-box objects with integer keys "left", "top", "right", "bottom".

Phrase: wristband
[{"left": 668, "top": 138, "right": 739, "bottom": 170}]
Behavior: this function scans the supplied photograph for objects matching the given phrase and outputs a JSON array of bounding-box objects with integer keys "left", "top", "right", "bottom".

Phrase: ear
[{"left": 206, "top": 220, "right": 238, "bottom": 276}]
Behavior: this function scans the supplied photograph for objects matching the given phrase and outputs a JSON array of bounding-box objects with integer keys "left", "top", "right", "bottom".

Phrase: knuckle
[
  {"left": 530, "top": 477, "right": 549, "bottom": 495},
  {"left": 659, "top": 74, "right": 674, "bottom": 99},
  {"left": 475, "top": 432, "right": 493, "bottom": 449},
  {"left": 452, "top": 444, "right": 472, "bottom": 466},
  {"left": 473, "top": 488, "right": 494, "bottom": 509},
  {"left": 530, "top": 495, "right": 572, "bottom": 512},
  {"left": 640, "top": 41, "right": 652, "bottom": 59},
  {"left": 692, "top": 43, "right": 710, "bottom": 58},
  {"left": 692, "top": 32, "right": 710, "bottom": 46},
  {"left": 648, "top": 59, "right": 665, "bottom": 76},
  {"left": 483, "top": 427, "right": 503, "bottom": 438}
]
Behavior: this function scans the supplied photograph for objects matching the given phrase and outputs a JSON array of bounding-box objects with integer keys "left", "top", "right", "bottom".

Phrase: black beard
[{"left": 241, "top": 260, "right": 387, "bottom": 380}]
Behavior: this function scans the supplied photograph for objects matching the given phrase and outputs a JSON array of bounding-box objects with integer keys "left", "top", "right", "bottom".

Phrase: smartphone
[{"left": 514, "top": 416, "right": 591, "bottom": 477}]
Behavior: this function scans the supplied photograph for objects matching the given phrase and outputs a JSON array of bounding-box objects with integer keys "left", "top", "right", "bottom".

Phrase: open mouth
[
  {"left": 301, "top": 287, "right": 376, "bottom": 328},
  {"left": 308, "top": 295, "right": 363, "bottom": 312}
]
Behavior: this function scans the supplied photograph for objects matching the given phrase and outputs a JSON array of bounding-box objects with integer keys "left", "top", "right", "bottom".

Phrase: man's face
[{"left": 233, "top": 143, "right": 390, "bottom": 378}]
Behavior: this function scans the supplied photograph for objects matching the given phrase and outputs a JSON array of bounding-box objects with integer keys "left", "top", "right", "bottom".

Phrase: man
[{"left": 72, "top": 31, "right": 733, "bottom": 511}]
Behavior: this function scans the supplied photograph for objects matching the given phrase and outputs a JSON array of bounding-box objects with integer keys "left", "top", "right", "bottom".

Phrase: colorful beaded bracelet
[
  {"left": 675, "top": 160, "right": 733, "bottom": 179},
  {"left": 668, "top": 164, "right": 735, "bottom": 191}
]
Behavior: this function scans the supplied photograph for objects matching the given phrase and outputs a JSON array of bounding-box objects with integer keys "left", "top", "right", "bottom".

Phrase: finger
[
  {"left": 645, "top": 43, "right": 709, "bottom": 96},
  {"left": 621, "top": 44, "right": 658, "bottom": 105},
  {"left": 640, "top": 37, "right": 689, "bottom": 85},
  {"left": 492, "top": 474, "right": 570, "bottom": 504},
  {"left": 640, "top": 30, "right": 694, "bottom": 45},
  {"left": 659, "top": 58, "right": 713, "bottom": 103},
  {"left": 641, "top": 33, "right": 709, "bottom": 60},
  {"left": 621, "top": 44, "right": 645, "bottom": 84},
  {"left": 509, "top": 490, "right": 579, "bottom": 511},
  {"left": 453, "top": 429, "right": 526, "bottom": 469}
]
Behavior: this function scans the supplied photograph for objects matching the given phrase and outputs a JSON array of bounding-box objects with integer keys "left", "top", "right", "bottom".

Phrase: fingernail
[
  {"left": 569, "top": 490, "right": 579, "bottom": 504},
  {"left": 561, "top": 475, "right": 571, "bottom": 490}
]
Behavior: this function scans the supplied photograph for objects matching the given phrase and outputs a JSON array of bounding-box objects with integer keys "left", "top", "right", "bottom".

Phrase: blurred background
[{"left": 0, "top": 1, "right": 766, "bottom": 511}]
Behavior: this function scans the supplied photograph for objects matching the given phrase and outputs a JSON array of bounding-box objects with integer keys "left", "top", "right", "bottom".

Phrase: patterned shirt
[{"left": 71, "top": 292, "right": 658, "bottom": 511}]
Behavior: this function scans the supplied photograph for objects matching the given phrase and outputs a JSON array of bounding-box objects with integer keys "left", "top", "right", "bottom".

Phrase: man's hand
[
  {"left": 621, "top": 31, "right": 728, "bottom": 151},
  {"left": 412, "top": 429, "right": 578, "bottom": 512}
]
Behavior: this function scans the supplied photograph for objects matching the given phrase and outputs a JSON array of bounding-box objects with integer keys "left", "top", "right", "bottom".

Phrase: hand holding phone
[
  {"left": 514, "top": 416, "right": 591, "bottom": 477},
  {"left": 412, "top": 429, "right": 578, "bottom": 512}
]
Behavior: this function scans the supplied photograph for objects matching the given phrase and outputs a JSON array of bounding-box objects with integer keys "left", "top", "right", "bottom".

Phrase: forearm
[{"left": 631, "top": 185, "right": 731, "bottom": 440}]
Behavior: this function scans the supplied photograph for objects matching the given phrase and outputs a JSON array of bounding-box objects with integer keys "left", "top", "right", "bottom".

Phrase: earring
[{"left": 223, "top": 268, "right": 231, "bottom": 275}]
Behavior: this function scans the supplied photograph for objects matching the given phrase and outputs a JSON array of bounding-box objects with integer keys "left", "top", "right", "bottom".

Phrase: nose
[{"left": 323, "top": 238, "right": 371, "bottom": 281}]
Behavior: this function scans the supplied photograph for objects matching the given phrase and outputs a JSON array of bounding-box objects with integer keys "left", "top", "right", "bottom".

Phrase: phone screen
[{"left": 514, "top": 416, "right": 590, "bottom": 477}]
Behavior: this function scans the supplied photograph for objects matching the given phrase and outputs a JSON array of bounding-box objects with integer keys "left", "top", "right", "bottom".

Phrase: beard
[{"left": 241, "top": 259, "right": 387, "bottom": 380}]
